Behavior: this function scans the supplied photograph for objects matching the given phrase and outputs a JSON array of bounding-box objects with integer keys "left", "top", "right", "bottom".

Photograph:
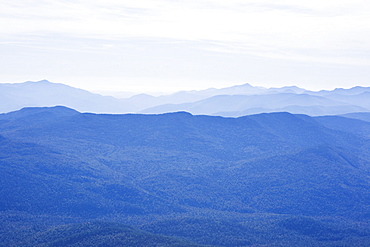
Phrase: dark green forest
[{"left": 1, "top": 106, "right": 370, "bottom": 246}]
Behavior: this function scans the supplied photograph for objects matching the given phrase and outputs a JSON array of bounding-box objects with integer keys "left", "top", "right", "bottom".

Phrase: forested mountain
[
  {"left": 1, "top": 106, "right": 370, "bottom": 246},
  {"left": 340, "top": 112, "right": 370, "bottom": 123}
]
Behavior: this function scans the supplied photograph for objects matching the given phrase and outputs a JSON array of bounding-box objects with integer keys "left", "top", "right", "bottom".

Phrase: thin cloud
[{"left": 1, "top": 0, "right": 370, "bottom": 89}]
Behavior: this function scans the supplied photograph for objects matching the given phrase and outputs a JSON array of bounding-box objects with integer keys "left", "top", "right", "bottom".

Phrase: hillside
[
  {"left": 1, "top": 106, "right": 370, "bottom": 246},
  {"left": 13, "top": 222, "right": 206, "bottom": 247},
  {"left": 0, "top": 80, "right": 132, "bottom": 113},
  {"left": 340, "top": 112, "right": 370, "bottom": 122}
]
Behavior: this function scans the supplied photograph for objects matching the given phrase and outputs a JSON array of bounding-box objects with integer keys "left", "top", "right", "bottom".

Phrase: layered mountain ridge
[
  {"left": 2, "top": 79, "right": 370, "bottom": 246},
  {"left": 1, "top": 80, "right": 370, "bottom": 116}
]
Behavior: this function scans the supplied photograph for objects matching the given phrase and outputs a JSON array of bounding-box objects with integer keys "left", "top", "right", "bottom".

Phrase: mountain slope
[
  {"left": 141, "top": 93, "right": 366, "bottom": 116},
  {"left": 340, "top": 112, "right": 370, "bottom": 122},
  {"left": 16, "top": 222, "right": 205, "bottom": 247},
  {"left": 315, "top": 115, "right": 370, "bottom": 138},
  {"left": 1, "top": 107, "right": 369, "bottom": 217},
  {"left": 2, "top": 107, "right": 370, "bottom": 246},
  {"left": 0, "top": 80, "right": 133, "bottom": 113},
  {"left": 309, "top": 86, "right": 370, "bottom": 96}
]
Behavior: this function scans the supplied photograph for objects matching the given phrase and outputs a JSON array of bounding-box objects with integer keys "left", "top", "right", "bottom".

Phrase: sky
[{"left": 1, "top": 0, "right": 370, "bottom": 94}]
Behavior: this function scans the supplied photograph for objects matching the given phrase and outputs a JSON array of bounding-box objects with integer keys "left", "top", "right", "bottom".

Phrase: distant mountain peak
[
  {"left": 36, "top": 79, "right": 51, "bottom": 83},
  {"left": 0, "top": 106, "right": 80, "bottom": 120},
  {"left": 225, "top": 82, "right": 260, "bottom": 89},
  {"left": 25, "top": 79, "right": 52, "bottom": 84},
  {"left": 240, "top": 83, "right": 255, "bottom": 87},
  {"left": 163, "top": 111, "right": 193, "bottom": 116},
  {"left": 20, "top": 105, "right": 79, "bottom": 115}
]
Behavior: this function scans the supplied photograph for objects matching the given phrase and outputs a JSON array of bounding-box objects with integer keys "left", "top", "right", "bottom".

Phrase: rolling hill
[{"left": 2, "top": 106, "right": 370, "bottom": 246}]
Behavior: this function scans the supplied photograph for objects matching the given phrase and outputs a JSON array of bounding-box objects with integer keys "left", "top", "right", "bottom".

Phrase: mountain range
[
  {"left": 2, "top": 106, "right": 370, "bottom": 246},
  {"left": 1, "top": 80, "right": 370, "bottom": 116}
]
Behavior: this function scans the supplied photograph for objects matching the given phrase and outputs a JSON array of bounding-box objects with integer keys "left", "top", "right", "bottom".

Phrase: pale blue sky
[{"left": 1, "top": 0, "right": 370, "bottom": 93}]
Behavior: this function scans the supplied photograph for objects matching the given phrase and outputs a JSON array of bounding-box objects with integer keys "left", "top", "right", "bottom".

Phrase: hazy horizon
[
  {"left": 1, "top": 0, "right": 370, "bottom": 93},
  {"left": 1, "top": 79, "right": 369, "bottom": 97}
]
